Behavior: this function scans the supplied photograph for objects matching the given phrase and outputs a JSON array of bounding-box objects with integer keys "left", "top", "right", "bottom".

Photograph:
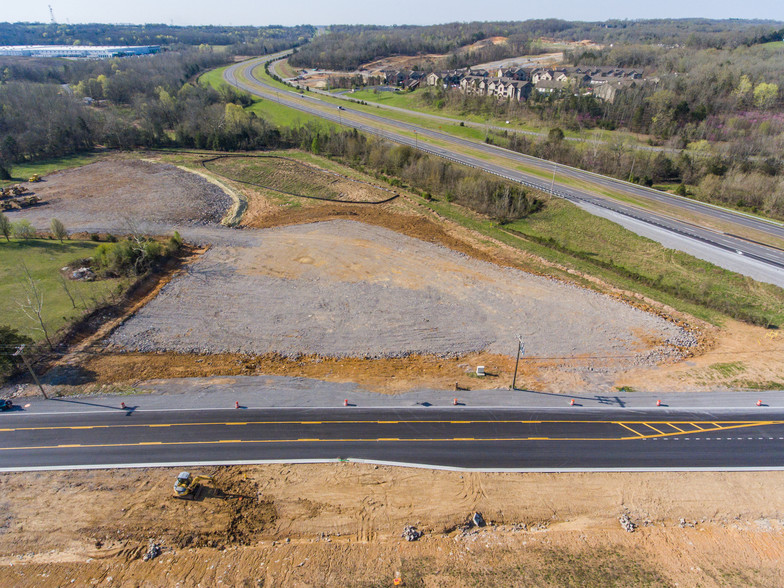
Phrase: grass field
[
  {"left": 202, "top": 155, "right": 393, "bottom": 202},
  {"left": 504, "top": 200, "right": 784, "bottom": 326},
  {"left": 200, "top": 65, "right": 335, "bottom": 129},
  {"left": 0, "top": 153, "right": 102, "bottom": 187},
  {"left": 0, "top": 239, "right": 129, "bottom": 342}
]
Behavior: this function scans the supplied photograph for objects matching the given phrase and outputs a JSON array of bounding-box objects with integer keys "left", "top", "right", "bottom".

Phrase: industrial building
[{"left": 0, "top": 45, "right": 159, "bottom": 58}]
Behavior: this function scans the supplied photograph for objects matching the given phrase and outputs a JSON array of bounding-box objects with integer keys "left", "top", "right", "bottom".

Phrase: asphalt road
[
  {"left": 223, "top": 54, "right": 784, "bottom": 287},
  {"left": 3, "top": 407, "right": 784, "bottom": 471}
]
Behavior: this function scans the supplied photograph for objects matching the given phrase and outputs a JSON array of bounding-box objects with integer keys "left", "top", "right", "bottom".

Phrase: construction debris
[
  {"left": 71, "top": 267, "right": 96, "bottom": 281},
  {"left": 142, "top": 539, "right": 162, "bottom": 561},
  {"left": 402, "top": 526, "right": 422, "bottom": 541},
  {"left": 619, "top": 514, "right": 636, "bottom": 533},
  {"left": 472, "top": 512, "right": 486, "bottom": 527}
]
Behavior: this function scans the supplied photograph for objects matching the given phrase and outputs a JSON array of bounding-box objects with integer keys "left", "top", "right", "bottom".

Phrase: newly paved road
[
  {"left": 223, "top": 54, "right": 784, "bottom": 287},
  {"left": 3, "top": 406, "right": 784, "bottom": 471}
]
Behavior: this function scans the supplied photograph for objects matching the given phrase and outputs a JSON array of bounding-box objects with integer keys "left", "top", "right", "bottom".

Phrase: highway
[
  {"left": 2, "top": 407, "right": 784, "bottom": 471},
  {"left": 223, "top": 55, "right": 784, "bottom": 286}
]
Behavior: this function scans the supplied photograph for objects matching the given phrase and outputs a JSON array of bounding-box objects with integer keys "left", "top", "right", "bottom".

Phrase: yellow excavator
[{"left": 172, "top": 471, "right": 212, "bottom": 500}]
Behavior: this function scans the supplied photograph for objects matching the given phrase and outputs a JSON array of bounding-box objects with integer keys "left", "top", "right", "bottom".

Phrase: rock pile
[
  {"left": 619, "top": 514, "right": 636, "bottom": 533},
  {"left": 402, "top": 526, "right": 422, "bottom": 541}
]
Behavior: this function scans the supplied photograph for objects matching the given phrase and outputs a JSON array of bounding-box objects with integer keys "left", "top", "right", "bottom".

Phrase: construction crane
[{"left": 48, "top": 5, "right": 56, "bottom": 25}]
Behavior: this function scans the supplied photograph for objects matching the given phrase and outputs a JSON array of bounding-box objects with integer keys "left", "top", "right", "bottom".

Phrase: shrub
[
  {"left": 93, "top": 234, "right": 178, "bottom": 276},
  {"left": 12, "top": 219, "right": 35, "bottom": 240}
]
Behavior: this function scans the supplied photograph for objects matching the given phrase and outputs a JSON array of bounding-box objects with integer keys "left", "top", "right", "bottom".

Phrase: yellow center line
[
  {"left": 4, "top": 427, "right": 784, "bottom": 453},
  {"left": 3, "top": 419, "right": 781, "bottom": 433}
]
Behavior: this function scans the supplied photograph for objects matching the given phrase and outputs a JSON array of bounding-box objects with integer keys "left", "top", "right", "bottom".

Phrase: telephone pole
[
  {"left": 14, "top": 345, "right": 48, "bottom": 399},
  {"left": 511, "top": 335, "right": 524, "bottom": 391}
]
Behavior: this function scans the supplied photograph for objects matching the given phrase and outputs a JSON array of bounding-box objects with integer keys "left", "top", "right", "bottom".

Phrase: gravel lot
[
  {"left": 109, "top": 220, "right": 695, "bottom": 360},
  {"left": 4, "top": 159, "right": 231, "bottom": 233}
]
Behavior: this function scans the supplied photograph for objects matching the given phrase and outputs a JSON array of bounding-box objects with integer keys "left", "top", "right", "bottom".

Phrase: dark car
[{"left": 0, "top": 399, "right": 13, "bottom": 411}]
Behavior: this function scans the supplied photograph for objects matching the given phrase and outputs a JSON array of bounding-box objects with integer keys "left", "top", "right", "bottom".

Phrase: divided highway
[
  {"left": 3, "top": 407, "right": 784, "bottom": 471},
  {"left": 223, "top": 55, "right": 784, "bottom": 286}
]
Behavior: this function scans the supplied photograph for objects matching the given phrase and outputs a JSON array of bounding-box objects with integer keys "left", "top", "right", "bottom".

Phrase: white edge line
[{"left": 3, "top": 458, "right": 784, "bottom": 474}]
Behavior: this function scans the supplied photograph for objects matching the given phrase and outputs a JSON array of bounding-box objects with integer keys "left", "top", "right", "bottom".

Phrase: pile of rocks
[
  {"left": 619, "top": 514, "right": 636, "bottom": 533},
  {"left": 402, "top": 526, "right": 422, "bottom": 541}
]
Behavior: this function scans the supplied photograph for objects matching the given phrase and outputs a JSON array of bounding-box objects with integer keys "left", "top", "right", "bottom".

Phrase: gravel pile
[{"left": 108, "top": 220, "right": 697, "bottom": 362}]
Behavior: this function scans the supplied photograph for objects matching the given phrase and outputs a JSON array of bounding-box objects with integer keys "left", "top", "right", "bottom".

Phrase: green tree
[
  {"left": 12, "top": 219, "right": 35, "bottom": 240},
  {"left": 50, "top": 218, "right": 67, "bottom": 243},
  {"left": 0, "top": 212, "right": 11, "bottom": 241},
  {"left": 753, "top": 83, "right": 779, "bottom": 109},
  {"left": 548, "top": 127, "right": 565, "bottom": 142}
]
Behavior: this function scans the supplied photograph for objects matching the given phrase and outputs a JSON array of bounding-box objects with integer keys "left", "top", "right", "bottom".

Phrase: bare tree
[
  {"left": 58, "top": 273, "right": 77, "bottom": 309},
  {"left": 17, "top": 261, "right": 54, "bottom": 350},
  {"left": 50, "top": 218, "right": 67, "bottom": 243}
]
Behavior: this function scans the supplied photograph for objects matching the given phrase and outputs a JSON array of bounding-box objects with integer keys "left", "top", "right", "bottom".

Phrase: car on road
[
  {"left": 337, "top": 106, "right": 346, "bottom": 110},
  {"left": 0, "top": 398, "right": 13, "bottom": 411}
]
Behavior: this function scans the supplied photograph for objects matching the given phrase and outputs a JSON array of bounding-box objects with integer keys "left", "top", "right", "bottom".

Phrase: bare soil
[
  {"left": 2, "top": 158, "right": 232, "bottom": 233},
  {"left": 7, "top": 153, "right": 780, "bottom": 396},
  {"left": 1, "top": 465, "right": 783, "bottom": 586},
  {"left": 107, "top": 219, "right": 693, "bottom": 363}
]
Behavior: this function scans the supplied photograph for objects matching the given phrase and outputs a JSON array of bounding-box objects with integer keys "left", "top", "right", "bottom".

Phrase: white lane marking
[{"left": 3, "top": 458, "right": 784, "bottom": 474}]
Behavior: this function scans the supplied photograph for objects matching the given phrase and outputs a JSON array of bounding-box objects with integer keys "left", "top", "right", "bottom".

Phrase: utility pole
[
  {"left": 550, "top": 163, "right": 557, "bottom": 193},
  {"left": 14, "top": 345, "right": 48, "bottom": 399},
  {"left": 511, "top": 335, "right": 524, "bottom": 391},
  {"left": 414, "top": 130, "right": 418, "bottom": 149}
]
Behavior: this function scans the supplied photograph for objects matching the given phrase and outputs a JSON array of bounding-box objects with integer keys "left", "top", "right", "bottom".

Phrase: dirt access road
[{"left": 1, "top": 465, "right": 782, "bottom": 586}]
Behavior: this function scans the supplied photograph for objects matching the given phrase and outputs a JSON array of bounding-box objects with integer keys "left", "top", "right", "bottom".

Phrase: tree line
[{"left": 0, "top": 22, "right": 315, "bottom": 50}]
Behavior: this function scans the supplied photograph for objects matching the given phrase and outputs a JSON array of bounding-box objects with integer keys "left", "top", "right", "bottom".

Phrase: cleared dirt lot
[
  {"left": 3, "top": 159, "right": 232, "bottom": 233},
  {"left": 107, "top": 219, "right": 694, "bottom": 362},
  {"left": 4, "top": 153, "right": 781, "bottom": 395},
  {"left": 1, "top": 466, "right": 783, "bottom": 586}
]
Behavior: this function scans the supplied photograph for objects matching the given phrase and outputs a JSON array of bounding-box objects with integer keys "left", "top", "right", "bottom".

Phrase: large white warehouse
[{"left": 0, "top": 45, "right": 160, "bottom": 58}]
